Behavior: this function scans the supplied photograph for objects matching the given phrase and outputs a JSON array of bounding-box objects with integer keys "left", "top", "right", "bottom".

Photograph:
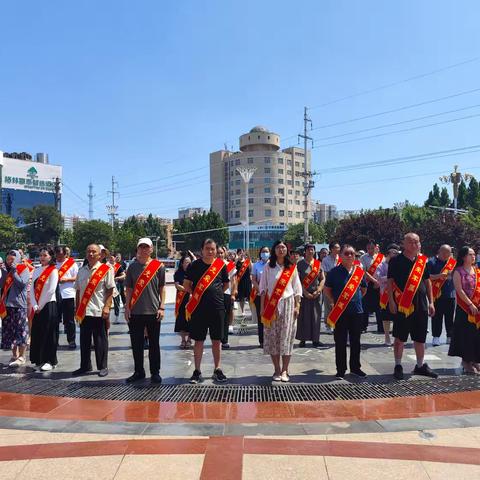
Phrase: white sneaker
[
  {"left": 432, "top": 337, "right": 441, "bottom": 347},
  {"left": 228, "top": 325, "right": 234, "bottom": 334},
  {"left": 9, "top": 356, "right": 26, "bottom": 367},
  {"left": 280, "top": 371, "right": 290, "bottom": 383},
  {"left": 40, "top": 363, "right": 53, "bottom": 371}
]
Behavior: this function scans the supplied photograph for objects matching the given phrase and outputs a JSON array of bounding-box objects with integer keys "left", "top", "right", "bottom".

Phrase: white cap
[
  {"left": 137, "top": 237, "right": 153, "bottom": 248},
  {"left": 98, "top": 244, "right": 106, "bottom": 251}
]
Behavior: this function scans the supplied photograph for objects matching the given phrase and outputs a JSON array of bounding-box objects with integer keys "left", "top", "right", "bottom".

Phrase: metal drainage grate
[{"left": 0, "top": 375, "right": 478, "bottom": 402}]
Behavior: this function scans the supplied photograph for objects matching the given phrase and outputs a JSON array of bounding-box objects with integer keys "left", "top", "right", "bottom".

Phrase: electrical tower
[
  {"left": 106, "top": 176, "right": 119, "bottom": 229},
  {"left": 54, "top": 177, "right": 61, "bottom": 212},
  {"left": 298, "top": 106, "right": 314, "bottom": 243},
  {"left": 88, "top": 181, "right": 95, "bottom": 220}
]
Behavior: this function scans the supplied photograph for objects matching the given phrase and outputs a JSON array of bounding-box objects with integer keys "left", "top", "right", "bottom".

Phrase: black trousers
[
  {"left": 59, "top": 297, "right": 76, "bottom": 344},
  {"left": 118, "top": 281, "right": 126, "bottom": 305},
  {"left": 362, "top": 284, "right": 383, "bottom": 332},
  {"left": 129, "top": 314, "right": 160, "bottom": 375},
  {"left": 333, "top": 312, "right": 362, "bottom": 374},
  {"left": 254, "top": 296, "right": 264, "bottom": 346},
  {"left": 113, "top": 295, "right": 121, "bottom": 317},
  {"left": 80, "top": 316, "right": 108, "bottom": 370},
  {"left": 432, "top": 296, "right": 455, "bottom": 338},
  {"left": 222, "top": 294, "right": 232, "bottom": 344}
]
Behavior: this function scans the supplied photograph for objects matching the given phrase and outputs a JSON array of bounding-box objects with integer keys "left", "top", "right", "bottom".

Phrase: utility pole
[
  {"left": 88, "top": 181, "right": 95, "bottom": 220},
  {"left": 439, "top": 165, "right": 473, "bottom": 214},
  {"left": 236, "top": 167, "right": 256, "bottom": 252},
  {"left": 298, "top": 106, "right": 314, "bottom": 243},
  {"left": 54, "top": 177, "right": 61, "bottom": 212},
  {"left": 106, "top": 176, "right": 119, "bottom": 229}
]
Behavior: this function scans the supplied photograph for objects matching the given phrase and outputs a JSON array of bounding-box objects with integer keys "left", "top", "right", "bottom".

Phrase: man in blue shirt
[
  {"left": 324, "top": 244, "right": 367, "bottom": 379},
  {"left": 427, "top": 244, "right": 455, "bottom": 346}
]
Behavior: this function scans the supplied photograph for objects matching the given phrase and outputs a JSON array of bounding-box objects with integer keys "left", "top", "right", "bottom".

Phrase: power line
[
  {"left": 313, "top": 112, "right": 480, "bottom": 148},
  {"left": 62, "top": 181, "right": 89, "bottom": 205},
  {"left": 309, "top": 57, "right": 479, "bottom": 110}
]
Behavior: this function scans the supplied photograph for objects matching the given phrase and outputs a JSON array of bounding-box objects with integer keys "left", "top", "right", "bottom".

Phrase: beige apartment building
[{"left": 210, "top": 126, "right": 311, "bottom": 226}]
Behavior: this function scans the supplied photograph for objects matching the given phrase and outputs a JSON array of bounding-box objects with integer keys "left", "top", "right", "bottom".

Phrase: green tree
[
  {"left": 400, "top": 204, "right": 435, "bottom": 231},
  {"left": 174, "top": 211, "right": 228, "bottom": 252},
  {"left": 439, "top": 187, "right": 451, "bottom": 207},
  {"left": 425, "top": 183, "right": 441, "bottom": 207},
  {"left": 20, "top": 205, "right": 63, "bottom": 245},
  {"left": 59, "top": 228, "right": 74, "bottom": 247},
  {"left": 466, "top": 177, "right": 480, "bottom": 213},
  {"left": 0, "top": 214, "right": 18, "bottom": 250},
  {"left": 73, "top": 220, "right": 112, "bottom": 255},
  {"left": 457, "top": 180, "right": 468, "bottom": 209},
  {"left": 323, "top": 218, "right": 339, "bottom": 242},
  {"left": 113, "top": 228, "right": 138, "bottom": 258},
  {"left": 283, "top": 221, "right": 326, "bottom": 248}
]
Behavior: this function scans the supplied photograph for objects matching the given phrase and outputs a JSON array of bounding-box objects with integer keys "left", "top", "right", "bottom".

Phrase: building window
[
  {"left": 264, "top": 157, "right": 271, "bottom": 164},
  {"left": 230, "top": 181, "right": 234, "bottom": 187},
  {"left": 230, "top": 160, "right": 234, "bottom": 166},
  {"left": 249, "top": 209, "right": 254, "bottom": 217},
  {"left": 264, "top": 177, "right": 271, "bottom": 184},
  {"left": 287, "top": 180, "right": 293, "bottom": 185},
  {"left": 230, "top": 210, "right": 233, "bottom": 217},
  {"left": 279, "top": 210, "right": 285, "bottom": 217},
  {"left": 264, "top": 167, "right": 271, "bottom": 174},
  {"left": 295, "top": 199, "right": 300, "bottom": 205},
  {"left": 288, "top": 211, "right": 293, "bottom": 217},
  {"left": 287, "top": 159, "right": 292, "bottom": 166},
  {"left": 235, "top": 199, "right": 240, "bottom": 205},
  {"left": 278, "top": 168, "right": 284, "bottom": 174},
  {"left": 295, "top": 190, "right": 300, "bottom": 196},
  {"left": 235, "top": 179, "right": 240, "bottom": 185},
  {"left": 288, "top": 189, "right": 293, "bottom": 194},
  {"left": 235, "top": 210, "right": 240, "bottom": 218},
  {"left": 248, "top": 198, "right": 254, "bottom": 204},
  {"left": 264, "top": 187, "right": 271, "bottom": 193},
  {"left": 264, "top": 198, "right": 271, "bottom": 204},
  {"left": 278, "top": 178, "right": 284, "bottom": 184},
  {"left": 287, "top": 170, "right": 292, "bottom": 176},
  {"left": 235, "top": 158, "right": 240, "bottom": 165},
  {"left": 265, "top": 209, "right": 272, "bottom": 217},
  {"left": 278, "top": 188, "right": 284, "bottom": 195},
  {"left": 278, "top": 157, "right": 283, "bottom": 164},
  {"left": 288, "top": 199, "right": 293, "bottom": 205},
  {"left": 235, "top": 189, "right": 241, "bottom": 194},
  {"left": 279, "top": 198, "right": 285, "bottom": 203},
  {"left": 247, "top": 157, "right": 254, "bottom": 164},
  {"left": 296, "top": 212, "right": 301, "bottom": 218},
  {"left": 248, "top": 187, "right": 254, "bottom": 194},
  {"left": 249, "top": 177, "right": 254, "bottom": 183},
  {"left": 295, "top": 161, "right": 300, "bottom": 167},
  {"left": 295, "top": 180, "right": 300, "bottom": 186}
]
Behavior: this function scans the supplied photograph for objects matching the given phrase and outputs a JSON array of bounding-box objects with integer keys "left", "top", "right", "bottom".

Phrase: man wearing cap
[
  {"left": 73, "top": 244, "right": 115, "bottom": 377},
  {"left": 124, "top": 238, "right": 165, "bottom": 384}
]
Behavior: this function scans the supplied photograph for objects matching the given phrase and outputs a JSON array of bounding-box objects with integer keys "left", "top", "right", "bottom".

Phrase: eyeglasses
[{"left": 343, "top": 251, "right": 355, "bottom": 256}]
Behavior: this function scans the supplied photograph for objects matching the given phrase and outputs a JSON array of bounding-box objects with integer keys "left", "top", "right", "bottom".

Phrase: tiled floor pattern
[{"left": 0, "top": 428, "right": 480, "bottom": 479}]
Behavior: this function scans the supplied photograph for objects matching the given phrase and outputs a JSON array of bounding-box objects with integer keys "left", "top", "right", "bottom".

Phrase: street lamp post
[
  {"left": 236, "top": 167, "right": 256, "bottom": 252},
  {"left": 439, "top": 165, "right": 473, "bottom": 214}
]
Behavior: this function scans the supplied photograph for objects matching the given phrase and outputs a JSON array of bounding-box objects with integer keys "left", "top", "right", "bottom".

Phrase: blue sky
[{"left": 1, "top": 0, "right": 480, "bottom": 219}]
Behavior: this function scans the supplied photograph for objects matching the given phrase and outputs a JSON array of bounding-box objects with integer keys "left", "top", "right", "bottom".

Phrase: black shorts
[
  {"left": 393, "top": 310, "right": 428, "bottom": 343},
  {"left": 188, "top": 308, "right": 225, "bottom": 341}
]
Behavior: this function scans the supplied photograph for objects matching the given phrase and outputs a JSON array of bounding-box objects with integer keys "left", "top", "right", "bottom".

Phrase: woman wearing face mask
[
  {"left": 251, "top": 246, "right": 270, "bottom": 348},
  {"left": 29, "top": 248, "right": 59, "bottom": 371}
]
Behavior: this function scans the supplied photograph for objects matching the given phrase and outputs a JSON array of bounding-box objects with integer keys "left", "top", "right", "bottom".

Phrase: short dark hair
[
  {"left": 366, "top": 239, "right": 376, "bottom": 246},
  {"left": 341, "top": 243, "right": 355, "bottom": 253},
  {"left": 54, "top": 245, "right": 68, "bottom": 255},
  {"left": 456, "top": 245, "right": 473, "bottom": 268},
  {"left": 201, "top": 238, "right": 216, "bottom": 249},
  {"left": 328, "top": 241, "right": 339, "bottom": 250}
]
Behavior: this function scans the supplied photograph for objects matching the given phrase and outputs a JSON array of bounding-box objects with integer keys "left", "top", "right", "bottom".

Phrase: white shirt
[
  {"left": 30, "top": 265, "right": 59, "bottom": 312},
  {"left": 321, "top": 254, "right": 339, "bottom": 273},
  {"left": 224, "top": 260, "right": 237, "bottom": 295},
  {"left": 56, "top": 260, "right": 79, "bottom": 299},
  {"left": 259, "top": 263, "right": 302, "bottom": 299}
]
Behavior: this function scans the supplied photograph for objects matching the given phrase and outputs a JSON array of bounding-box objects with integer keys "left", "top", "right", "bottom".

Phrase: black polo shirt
[
  {"left": 387, "top": 253, "right": 430, "bottom": 312},
  {"left": 325, "top": 264, "right": 367, "bottom": 314}
]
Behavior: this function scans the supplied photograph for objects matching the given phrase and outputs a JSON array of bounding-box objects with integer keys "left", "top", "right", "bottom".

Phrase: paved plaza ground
[{"left": 0, "top": 293, "right": 479, "bottom": 479}]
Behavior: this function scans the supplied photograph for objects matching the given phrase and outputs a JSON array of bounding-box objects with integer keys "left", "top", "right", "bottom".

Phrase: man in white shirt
[
  {"left": 55, "top": 246, "right": 79, "bottom": 349},
  {"left": 321, "top": 242, "right": 340, "bottom": 332}
]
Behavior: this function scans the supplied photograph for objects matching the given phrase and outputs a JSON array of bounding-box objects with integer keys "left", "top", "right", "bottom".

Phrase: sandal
[
  {"left": 180, "top": 341, "right": 187, "bottom": 349},
  {"left": 186, "top": 339, "right": 192, "bottom": 349}
]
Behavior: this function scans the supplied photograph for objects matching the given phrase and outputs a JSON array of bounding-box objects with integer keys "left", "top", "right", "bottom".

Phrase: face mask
[{"left": 260, "top": 252, "right": 270, "bottom": 261}]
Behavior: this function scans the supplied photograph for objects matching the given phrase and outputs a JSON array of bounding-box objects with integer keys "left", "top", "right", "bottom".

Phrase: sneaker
[
  {"left": 394, "top": 365, "right": 404, "bottom": 380},
  {"left": 413, "top": 363, "right": 438, "bottom": 378},
  {"left": 98, "top": 368, "right": 109, "bottom": 377},
  {"left": 9, "top": 356, "right": 26, "bottom": 367},
  {"left": 190, "top": 369, "right": 203, "bottom": 384},
  {"left": 432, "top": 337, "right": 441, "bottom": 347},
  {"left": 280, "top": 371, "right": 290, "bottom": 382},
  {"left": 40, "top": 363, "right": 54, "bottom": 371},
  {"left": 126, "top": 372, "right": 146, "bottom": 383},
  {"left": 272, "top": 374, "right": 282, "bottom": 381},
  {"left": 312, "top": 341, "right": 324, "bottom": 348},
  {"left": 68, "top": 342, "right": 77, "bottom": 350},
  {"left": 335, "top": 371, "right": 345, "bottom": 380},
  {"left": 72, "top": 367, "right": 92, "bottom": 376},
  {"left": 228, "top": 325, "right": 234, "bottom": 334},
  {"left": 151, "top": 374, "right": 162, "bottom": 384},
  {"left": 350, "top": 369, "right": 367, "bottom": 378},
  {"left": 221, "top": 343, "right": 230, "bottom": 350},
  {"left": 212, "top": 368, "right": 227, "bottom": 383},
  {"left": 298, "top": 341, "right": 306, "bottom": 348}
]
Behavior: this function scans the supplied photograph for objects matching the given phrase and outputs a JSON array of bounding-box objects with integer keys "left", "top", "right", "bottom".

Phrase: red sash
[
  {"left": 336, "top": 257, "right": 341, "bottom": 266},
  {"left": 175, "top": 290, "right": 187, "bottom": 318},
  {"left": 24, "top": 259, "right": 35, "bottom": 273},
  {"left": 379, "top": 289, "right": 389, "bottom": 309},
  {"left": 432, "top": 257, "right": 457, "bottom": 301},
  {"left": 0, "top": 265, "right": 28, "bottom": 319},
  {"left": 58, "top": 257, "right": 76, "bottom": 280},
  {"left": 29, "top": 265, "right": 57, "bottom": 321},
  {"left": 395, "top": 255, "right": 428, "bottom": 317},
  {"left": 302, "top": 259, "right": 321, "bottom": 290},
  {"left": 367, "top": 253, "right": 384, "bottom": 277},
  {"left": 456, "top": 267, "right": 480, "bottom": 327},
  {"left": 250, "top": 286, "right": 258, "bottom": 303},
  {"left": 129, "top": 259, "right": 163, "bottom": 310},
  {"left": 185, "top": 258, "right": 225, "bottom": 320},
  {"left": 113, "top": 262, "right": 121, "bottom": 275},
  {"left": 327, "top": 265, "right": 363, "bottom": 329},
  {"left": 75, "top": 263, "right": 111, "bottom": 324},
  {"left": 261, "top": 265, "right": 296, "bottom": 327},
  {"left": 236, "top": 258, "right": 251, "bottom": 280},
  {"left": 353, "top": 259, "right": 361, "bottom": 267},
  {"left": 226, "top": 261, "right": 236, "bottom": 274}
]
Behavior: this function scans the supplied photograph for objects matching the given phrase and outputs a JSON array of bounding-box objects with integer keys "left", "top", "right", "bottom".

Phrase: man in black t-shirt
[
  {"left": 184, "top": 238, "right": 229, "bottom": 384},
  {"left": 387, "top": 233, "right": 437, "bottom": 380}
]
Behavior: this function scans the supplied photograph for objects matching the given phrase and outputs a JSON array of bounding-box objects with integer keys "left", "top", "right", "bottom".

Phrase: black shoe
[
  {"left": 350, "top": 369, "right": 367, "bottom": 378},
  {"left": 72, "top": 367, "right": 92, "bottom": 376},
  {"left": 189, "top": 369, "right": 203, "bottom": 384},
  {"left": 298, "top": 341, "right": 306, "bottom": 348},
  {"left": 68, "top": 342, "right": 77, "bottom": 350},
  {"left": 335, "top": 371, "right": 345, "bottom": 379},
  {"left": 393, "top": 365, "right": 404, "bottom": 380},
  {"left": 212, "top": 368, "right": 227, "bottom": 383},
  {"left": 144, "top": 339, "right": 149, "bottom": 350},
  {"left": 126, "top": 372, "right": 145, "bottom": 383},
  {"left": 413, "top": 363, "right": 438, "bottom": 378},
  {"left": 312, "top": 341, "right": 324, "bottom": 348},
  {"left": 151, "top": 374, "right": 162, "bottom": 384},
  {"left": 221, "top": 343, "right": 230, "bottom": 349},
  {"left": 98, "top": 368, "right": 109, "bottom": 377}
]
